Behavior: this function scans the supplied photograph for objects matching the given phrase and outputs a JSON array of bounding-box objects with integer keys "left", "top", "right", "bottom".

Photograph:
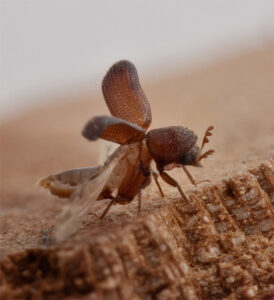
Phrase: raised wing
[
  {"left": 82, "top": 115, "right": 145, "bottom": 145},
  {"left": 53, "top": 146, "right": 129, "bottom": 241},
  {"left": 39, "top": 166, "right": 100, "bottom": 198},
  {"left": 102, "top": 60, "right": 152, "bottom": 130}
]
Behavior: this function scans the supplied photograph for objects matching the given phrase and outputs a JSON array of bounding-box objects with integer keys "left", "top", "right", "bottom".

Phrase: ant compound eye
[
  {"left": 180, "top": 154, "right": 193, "bottom": 165},
  {"left": 180, "top": 145, "right": 201, "bottom": 166}
]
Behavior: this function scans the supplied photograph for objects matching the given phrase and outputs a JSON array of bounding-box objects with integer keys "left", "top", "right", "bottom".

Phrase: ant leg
[
  {"left": 182, "top": 165, "right": 211, "bottom": 187},
  {"left": 160, "top": 171, "right": 189, "bottom": 203},
  {"left": 152, "top": 170, "right": 165, "bottom": 197},
  {"left": 100, "top": 199, "right": 115, "bottom": 219},
  {"left": 137, "top": 176, "right": 151, "bottom": 214},
  {"left": 138, "top": 189, "right": 142, "bottom": 213}
]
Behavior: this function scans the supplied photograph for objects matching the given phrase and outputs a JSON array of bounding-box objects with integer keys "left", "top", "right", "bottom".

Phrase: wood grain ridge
[{"left": 0, "top": 158, "right": 273, "bottom": 299}]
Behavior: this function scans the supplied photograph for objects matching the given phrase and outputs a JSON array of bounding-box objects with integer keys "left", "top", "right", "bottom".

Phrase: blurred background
[
  {"left": 0, "top": 1, "right": 274, "bottom": 251},
  {"left": 1, "top": 0, "right": 274, "bottom": 118},
  {"left": 1, "top": 0, "right": 274, "bottom": 199}
]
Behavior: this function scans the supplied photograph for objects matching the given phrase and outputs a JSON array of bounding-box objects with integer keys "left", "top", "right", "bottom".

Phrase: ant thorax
[{"left": 146, "top": 126, "right": 198, "bottom": 165}]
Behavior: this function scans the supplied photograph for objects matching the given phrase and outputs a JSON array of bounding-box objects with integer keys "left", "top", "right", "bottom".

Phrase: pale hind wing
[
  {"left": 39, "top": 166, "right": 100, "bottom": 198},
  {"left": 98, "top": 140, "right": 119, "bottom": 165},
  {"left": 54, "top": 147, "right": 128, "bottom": 241}
]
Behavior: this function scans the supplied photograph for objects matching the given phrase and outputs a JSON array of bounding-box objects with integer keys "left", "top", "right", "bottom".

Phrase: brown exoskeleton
[{"left": 40, "top": 60, "right": 214, "bottom": 241}]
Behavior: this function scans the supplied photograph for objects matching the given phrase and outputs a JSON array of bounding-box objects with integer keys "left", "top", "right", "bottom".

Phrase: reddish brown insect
[{"left": 40, "top": 60, "right": 214, "bottom": 240}]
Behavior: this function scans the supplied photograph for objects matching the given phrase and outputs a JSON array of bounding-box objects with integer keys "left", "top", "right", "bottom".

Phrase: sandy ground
[{"left": 0, "top": 45, "right": 274, "bottom": 257}]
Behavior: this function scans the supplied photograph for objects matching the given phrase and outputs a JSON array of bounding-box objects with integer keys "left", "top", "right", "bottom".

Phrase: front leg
[
  {"left": 182, "top": 165, "right": 211, "bottom": 187},
  {"left": 160, "top": 171, "right": 189, "bottom": 203},
  {"left": 151, "top": 170, "right": 165, "bottom": 197}
]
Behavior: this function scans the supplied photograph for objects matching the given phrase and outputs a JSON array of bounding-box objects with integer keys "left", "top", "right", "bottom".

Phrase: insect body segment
[
  {"left": 40, "top": 60, "right": 215, "bottom": 241},
  {"left": 146, "top": 126, "right": 198, "bottom": 166}
]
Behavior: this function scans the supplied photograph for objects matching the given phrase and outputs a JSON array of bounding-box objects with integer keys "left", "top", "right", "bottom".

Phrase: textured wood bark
[
  {"left": 0, "top": 160, "right": 273, "bottom": 299},
  {"left": 1, "top": 46, "right": 274, "bottom": 299}
]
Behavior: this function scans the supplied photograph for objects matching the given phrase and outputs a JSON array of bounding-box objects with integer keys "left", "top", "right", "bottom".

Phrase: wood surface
[{"left": 0, "top": 46, "right": 273, "bottom": 299}]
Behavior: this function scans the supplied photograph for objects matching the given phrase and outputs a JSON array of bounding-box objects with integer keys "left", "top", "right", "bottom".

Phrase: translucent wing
[
  {"left": 82, "top": 115, "right": 145, "bottom": 145},
  {"left": 98, "top": 140, "right": 119, "bottom": 165},
  {"left": 102, "top": 60, "right": 152, "bottom": 129},
  {"left": 54, "top": 147, "right": 128, "bottom": 241},
  {"left": 39, "top": 166, "right": 100, "bottom": 198}
]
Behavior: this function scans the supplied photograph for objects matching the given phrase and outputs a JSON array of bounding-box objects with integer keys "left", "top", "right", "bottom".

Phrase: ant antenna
[
  {"left": 197, "top": 126, "right": 215, "bottom": 162},
  {"left": 197, "top": 149, "right": 215, "bottom": 162},
  {"left": 201, "top": 126, "right": 214, "bottom": 151}
]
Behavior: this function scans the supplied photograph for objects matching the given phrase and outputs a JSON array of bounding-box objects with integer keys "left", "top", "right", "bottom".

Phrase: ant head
[
  {"left": 180, "top": 126, "right": 215, "bottom": 168},
  {"left": 146, "top": 125, "right": 215, "bottom": 170},
  {"left": 179, "top": 145, "right": 202, "bottom": 167},
  {"left": 179, "top": 145, "right": 215, "bottom": 168}
]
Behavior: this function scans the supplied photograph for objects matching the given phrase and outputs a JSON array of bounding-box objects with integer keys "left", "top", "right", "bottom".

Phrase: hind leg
[
  {"left": 100, "top": 196, "right": 133, "bottom": 219},
  {"left": 100, "top": 199, "right": 115, "bottom": 219},
  {"left": 137, "top": 175, "right": 152, "bottom": 214}
]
